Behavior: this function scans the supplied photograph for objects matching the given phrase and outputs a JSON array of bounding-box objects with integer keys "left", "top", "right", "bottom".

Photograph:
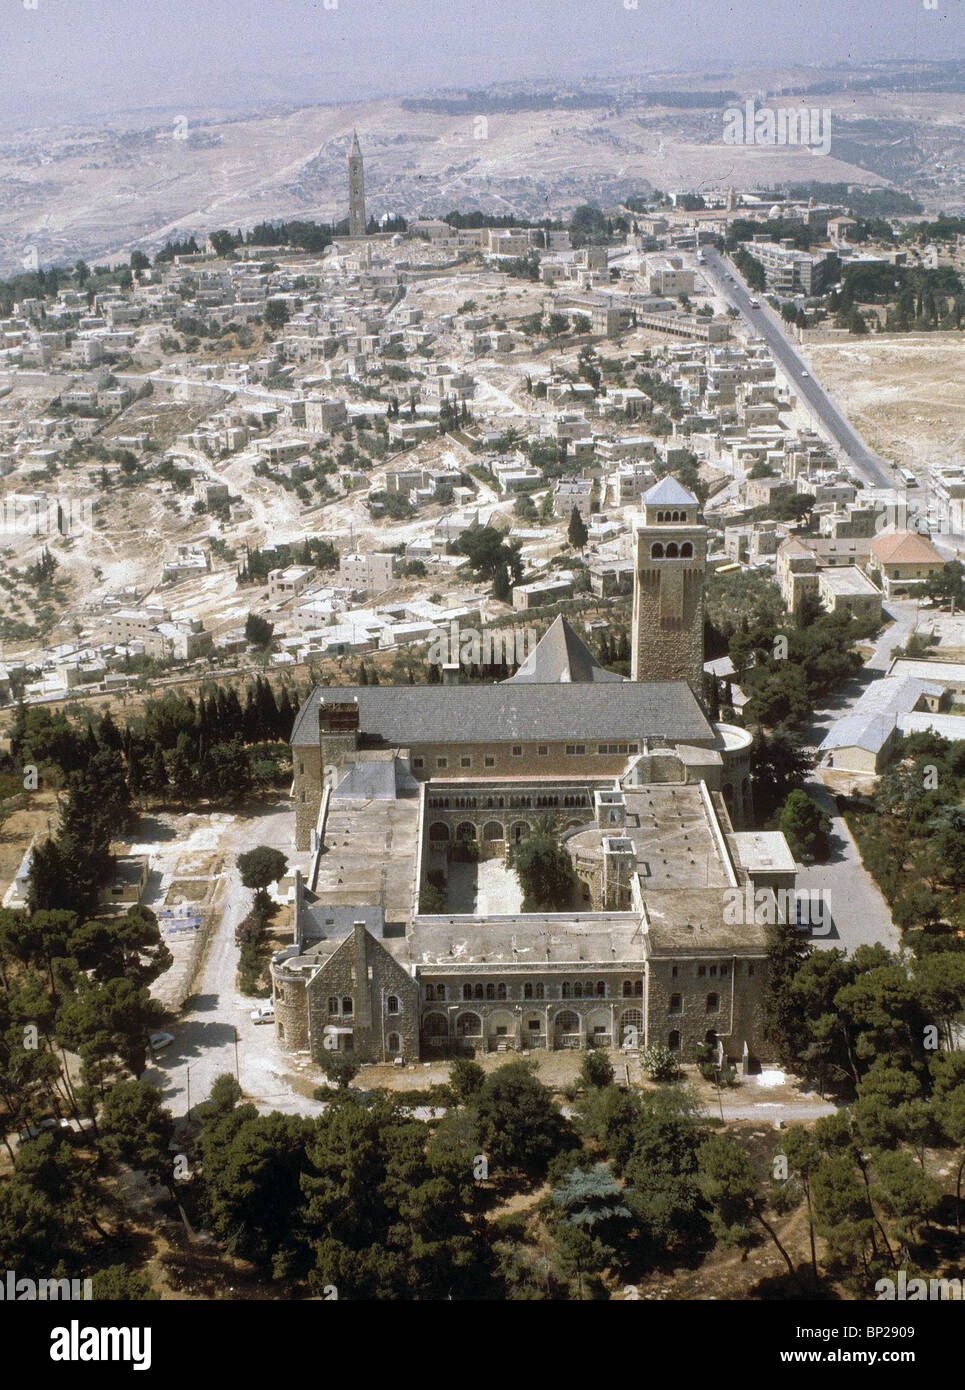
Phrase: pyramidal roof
[
  {"left": 350, "top": 130, "right": 362, "bottom": 156},
  {"left": 504, "top": 615, "right": 624, "bottom": 685},
  {"left": 642, "top": 476, "right": 698, "bottom": 507}
]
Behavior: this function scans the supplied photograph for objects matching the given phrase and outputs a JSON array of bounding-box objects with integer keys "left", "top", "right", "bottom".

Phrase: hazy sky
[{"left": 2, "top": 0, "right": 962, "bottom": 123}]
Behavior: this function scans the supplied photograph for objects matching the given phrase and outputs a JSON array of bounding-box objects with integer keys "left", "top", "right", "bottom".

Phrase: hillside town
[
  {"left": 2, "top": 19, "right": 965, "bottom": 1331},
  {"left": 1, "top": 159, "right": 962, "bottom": 718}
]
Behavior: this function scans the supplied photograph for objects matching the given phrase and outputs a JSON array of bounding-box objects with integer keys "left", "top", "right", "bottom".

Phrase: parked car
[
  {"left": 19, "top": 1116, "right": 71, "bottom": 1141},
  {"left": 149, "top": 1031, "right": 175, "bottom": 1053},
  {"left": 250, "top": 1002, "right": 275, "bottom": 1025}
]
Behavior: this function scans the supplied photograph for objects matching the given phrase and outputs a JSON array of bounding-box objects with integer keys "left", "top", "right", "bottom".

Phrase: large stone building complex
[{"left": 275, "top": 481, "right": 789, "bottom": 1070}]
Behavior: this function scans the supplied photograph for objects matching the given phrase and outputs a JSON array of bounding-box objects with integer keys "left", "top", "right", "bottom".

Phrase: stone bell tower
[
  {"left": 348, "top": 131, "right": 366, "bottom": 239},
  {"left": 630, "top": 476, "right": 706, "bottom": 694}
]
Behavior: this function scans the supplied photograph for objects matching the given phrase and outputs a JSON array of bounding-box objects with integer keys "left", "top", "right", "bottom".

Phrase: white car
[
  {"left": 250, "top": 1002, "right": 275, "bottom": 1024},
  {"left": 800, "top": 370, "right": 810, "bottom": 378},
  {"left": 149, "top": 1031, "right": 175, "bottom": 1053}
]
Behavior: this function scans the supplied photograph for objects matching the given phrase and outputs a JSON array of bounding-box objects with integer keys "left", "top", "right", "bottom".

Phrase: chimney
[
  {"left": 353, "top": 920, "right": 372, "bottom": 1027},
  {"left": 441, "top": 661, "right": 460, "bottom": 686}
]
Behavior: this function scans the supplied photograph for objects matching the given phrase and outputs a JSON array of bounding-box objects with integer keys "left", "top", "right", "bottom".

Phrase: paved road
[
  {"left": 717, "top": 1098, "right": 836, "bottom": 1122},
  {"left": 143, "top": 798, "right": 327, "bottom": 1121},
  {"left": 789, "top": 601, "right": 917, "bottom": 957},
  {"left": 702, "top": 247, "right": 895, "bottom": 490},
  {"left": 794, "top": 783, "right": 899, "bottom": 955}
]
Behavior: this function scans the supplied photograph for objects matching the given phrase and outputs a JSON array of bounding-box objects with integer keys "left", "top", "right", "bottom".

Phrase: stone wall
[
  {"left": 631, "top": 560, "right": 705, "bottom": 692},
  {"left": 646, "top": 953, "right": 767, "bottom": 1062},
  {"left": 272, "top": 970, "right": 310, "bottom": 1052},
  {"left": 304, "top": 926, "right": 419, "bottom": 1063},
  {"left": 293, "top": 743, "right": 322, "bottom": 850}
]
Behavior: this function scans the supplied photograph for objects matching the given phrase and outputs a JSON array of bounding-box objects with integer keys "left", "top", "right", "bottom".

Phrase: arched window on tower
[{"left": 651, "top": 542, "right": 664, "bottom": 559}]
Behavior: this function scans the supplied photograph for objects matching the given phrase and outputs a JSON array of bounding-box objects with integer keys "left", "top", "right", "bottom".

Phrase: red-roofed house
[{"left": 868, "top": 531, "right": 945, "bottom": 597}]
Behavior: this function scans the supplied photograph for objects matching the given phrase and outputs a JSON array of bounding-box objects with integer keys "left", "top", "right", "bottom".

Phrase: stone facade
[
  {"left": 631, "top": 482, "right": 706, "bottom": 694},
  {"left": 273, "top": 922, "right": 419, "bottom": 1063},
  {"left": 646, "top": 953, "right": 767, "bottom": 1059},
  {"left": 419, "top": 968, "right": 644, "bottom": 1054}
]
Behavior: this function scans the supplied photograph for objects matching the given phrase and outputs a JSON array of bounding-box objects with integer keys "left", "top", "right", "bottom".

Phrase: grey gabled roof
[
  {"left": 291, "top": 680, "right": 712, "bottom": 748},
  {"left": 819, "top": 713, "right": 895, "bottom": 754},
  {"left": 642, "top": 476, "right": 698, "bottom": 507},
  {"left": 504, "top": 615, "right": 624, "bottom": 685}
]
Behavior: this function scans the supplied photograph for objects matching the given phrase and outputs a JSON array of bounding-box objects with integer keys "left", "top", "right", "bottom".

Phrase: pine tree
[
  {"left": 493, "top": 565, "right": 511, "bottom": 603},
  {"left": 568, "top": 507, "right": 588, "bottom": 551}
]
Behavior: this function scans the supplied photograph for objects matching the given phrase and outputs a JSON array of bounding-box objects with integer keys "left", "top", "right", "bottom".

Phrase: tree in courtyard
[{"left": 511, "top": 824, "right": 577, "bottom": 912}]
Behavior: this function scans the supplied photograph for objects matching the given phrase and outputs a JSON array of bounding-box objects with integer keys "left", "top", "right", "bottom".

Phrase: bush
[
  {"left": 580, "top": 1048, "right": 614, "bottom": 1090},
  {"left": 317, "top": 1051, "right": 360, "bottom": 1090},
  {"left": 421, "top": 881, "right": 447, "bottom": 912},
  {"left": 640, "top": 1043, "right": 680, "bottom": 1082},
  {"left": 238, "top": 940, "right": 263, "bottom": 995},
  {"left": 449, "top": 1056, "right": 485, "bottom": 1102}
]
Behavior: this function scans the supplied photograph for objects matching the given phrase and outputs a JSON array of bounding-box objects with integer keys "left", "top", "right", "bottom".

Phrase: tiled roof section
[
  {"left": 504, "top": 615, "right": 624, "bottom": 684},
  {"left": 870, "top": 530, "right": 944, "bottom": 564},
  {"left": 291, "top": 680, "right": 713, "bottom": 748}
]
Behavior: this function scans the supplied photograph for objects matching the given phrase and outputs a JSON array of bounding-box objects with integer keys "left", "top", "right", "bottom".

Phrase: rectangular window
[
  {"left": 460, "top": 756, "right": 472, "bottom": 768},
  {"left": 484, "top": 755, "right": 495, "bottom": 768},
  {"left": 436, "top": 757, "right": 448, "bottom": 769},
  {"left": 566, "top": 744, "right": 586, "bottom": 756},
  {"left": 413, "top": 757, "right": 424, "bottom": 770},
  {"left": 538, "top": 744, "right": 548, "bottom": 756},
  {"left": 512, "top": 745, "right": 523, "bottom": 757},
  {"left": 697, "top": 965, "right": 706, "bottom": 978}
]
